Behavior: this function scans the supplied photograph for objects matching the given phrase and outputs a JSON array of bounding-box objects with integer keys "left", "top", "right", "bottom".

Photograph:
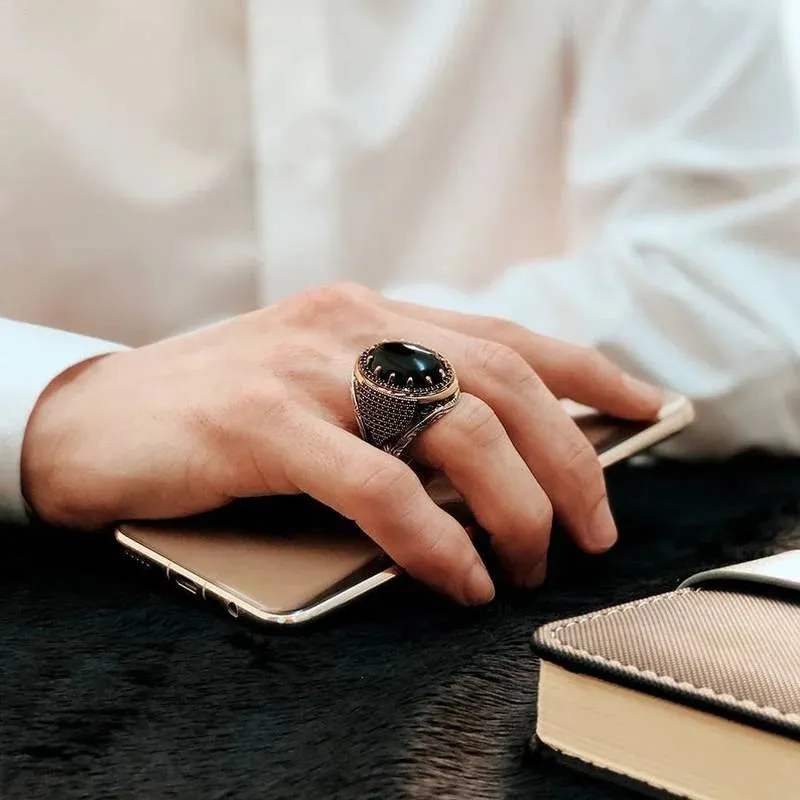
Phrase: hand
[{"left": 21, "top": 283, "right": 662, "bottom": 605}]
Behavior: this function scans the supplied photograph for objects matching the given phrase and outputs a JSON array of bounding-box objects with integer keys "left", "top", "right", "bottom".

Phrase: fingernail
[
  {"left": 590, "top": 502, "right": 618, "bottom": 552},
  {"left": 524, "top": 559, "right": 548, "bottom": 588},
  {"left": 622, "top": 374, "right": 663, "bottom": 409},
  {"left": 463, "top": 561, "right": 495, "bottom": 605}
]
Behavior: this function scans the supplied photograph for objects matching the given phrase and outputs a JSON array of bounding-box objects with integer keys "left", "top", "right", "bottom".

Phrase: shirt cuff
[{"left": 0, "top": 319, "right": 128, "bottom": 525}]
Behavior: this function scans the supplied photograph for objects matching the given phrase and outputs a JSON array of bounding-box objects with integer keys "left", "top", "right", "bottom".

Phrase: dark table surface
[{"left": 2, "top": 454, "right": 799, "bottom": 800}]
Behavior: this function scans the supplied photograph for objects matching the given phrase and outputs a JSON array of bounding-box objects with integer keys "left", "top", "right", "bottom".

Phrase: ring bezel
[
  {"left": 353, "top": 341, "right": 459, "bottom": 403},
  {"left": 351, "top": 340, "right": 461, "bottom": 458}
]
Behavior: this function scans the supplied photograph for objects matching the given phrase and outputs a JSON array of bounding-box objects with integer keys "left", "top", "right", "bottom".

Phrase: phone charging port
[{"left": 174, "top": 574, "right": 200, "bottom": 596}]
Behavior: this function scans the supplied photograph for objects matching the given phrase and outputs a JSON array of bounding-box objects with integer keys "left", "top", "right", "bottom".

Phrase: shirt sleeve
[
  {"left": 386, "top": 0, "right": 800, "bottom": 458},
  {"left": 0, "top": 318, "right": 127, "bottom": 524}
]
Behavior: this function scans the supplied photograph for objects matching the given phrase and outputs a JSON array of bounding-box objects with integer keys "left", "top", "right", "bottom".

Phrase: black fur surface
[{"left": 2, "top": 455, "right": 799, "bottom": 800}]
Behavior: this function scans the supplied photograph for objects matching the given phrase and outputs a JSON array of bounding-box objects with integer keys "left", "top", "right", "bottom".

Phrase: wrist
[{"left": 21, "top": 354, "right": 113, "bottom": 528}]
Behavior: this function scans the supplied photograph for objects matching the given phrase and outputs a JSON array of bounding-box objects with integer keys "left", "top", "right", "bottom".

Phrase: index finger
[
  {"left": 276, "top": 412, "right": 495, "bottom": 606},
  {"left": 377, "top": 299, "right": 663, "bottom": 420}
]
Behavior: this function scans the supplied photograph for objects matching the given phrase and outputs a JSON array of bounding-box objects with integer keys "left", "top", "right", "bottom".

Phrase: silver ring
[{"left": 351, "top": 340, "right": 460, "bottom": 459}]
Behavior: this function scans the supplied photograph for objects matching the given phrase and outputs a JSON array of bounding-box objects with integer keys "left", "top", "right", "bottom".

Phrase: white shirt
[{"left": 1, "top": 0, "right": 799, "bottom": 523}]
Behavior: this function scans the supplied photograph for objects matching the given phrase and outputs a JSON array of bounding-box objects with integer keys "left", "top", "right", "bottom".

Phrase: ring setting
[{"left": 351, "top": 341, "right": 460, "bottom": 458}]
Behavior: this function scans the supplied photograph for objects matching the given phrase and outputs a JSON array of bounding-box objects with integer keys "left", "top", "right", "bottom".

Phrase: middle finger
[
  {"left": 410, "top": 392, "right": 553, "bottom": 587},
  {"left": 382, "top": 326, "right": 617, "bottom": 555}
]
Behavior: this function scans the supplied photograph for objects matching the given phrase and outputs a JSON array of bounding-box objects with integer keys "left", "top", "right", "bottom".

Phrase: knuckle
[
  {"left": 579, "top": 347, "right": 621, "bottom": 385},
  {"left": 561, "top": 434, "right": 599, "bottom": 478},
  {"left": 355, "top": 460, "right": 416, "bottom": 507},
  {"left": 506, "top": 360, "right": 543, "bottom": 396},
  {"left": 556, "top": 433, "right": 606, "bottom": 508},
  {"left": 469, "top": 339, "right": 537, "bottom": 389},
  {"left": 468, "top": 313, "right": 514, "bottom": 339},
  {"left": 451, "top": 396, "right": 504, "bottom": 449},
  {"left": 529, "top": 495, "right": 554, "bottom": 536},
  {"left": 487, "top": 317, "right": 530, "bottom": 349},
  {"left": 324, "top": 281, "right": 373, "bottom": 303},
  {"left": 496, "top": 495, "right": 552, "bottom": 558},
  {"left": 285, "top": 282, "right": 373, "bottom": 320},
  {"left": 586, "top": 484, "right": 610, "bottom": 522},
  {"left": 397, "top": 518, "right": 453, "bottom": 575},
  {"left": 468, "top": 339, "right": 512, "bottom": 374}
]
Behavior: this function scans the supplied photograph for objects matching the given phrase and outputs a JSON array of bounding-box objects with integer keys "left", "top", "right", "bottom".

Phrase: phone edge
[{"left": 116, "top": 394, "right": 695, "bottom": 626}]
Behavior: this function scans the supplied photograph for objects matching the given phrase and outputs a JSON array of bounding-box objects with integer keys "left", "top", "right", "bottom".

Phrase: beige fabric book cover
[{"left": 531, "top": 551, "right": 800, "bottom": 800}]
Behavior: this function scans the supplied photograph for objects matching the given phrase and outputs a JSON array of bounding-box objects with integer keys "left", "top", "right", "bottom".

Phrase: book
[{"left": 530, "top": 551, "right": 800, "bottom": 800}]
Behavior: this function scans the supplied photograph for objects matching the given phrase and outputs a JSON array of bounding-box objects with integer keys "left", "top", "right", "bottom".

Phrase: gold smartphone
[{"left": 116, "top": 393, "right": 694, "bottom": 626}]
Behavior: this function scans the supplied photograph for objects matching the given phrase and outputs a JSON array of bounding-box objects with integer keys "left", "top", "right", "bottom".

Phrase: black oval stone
[{"left": 369, "top": 341, "right": 445, "bottom": 388}]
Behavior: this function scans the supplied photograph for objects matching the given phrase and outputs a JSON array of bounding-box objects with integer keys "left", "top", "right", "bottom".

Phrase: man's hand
[{"left": 21, "top": 284, "right": 661, "bottom": 605}]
